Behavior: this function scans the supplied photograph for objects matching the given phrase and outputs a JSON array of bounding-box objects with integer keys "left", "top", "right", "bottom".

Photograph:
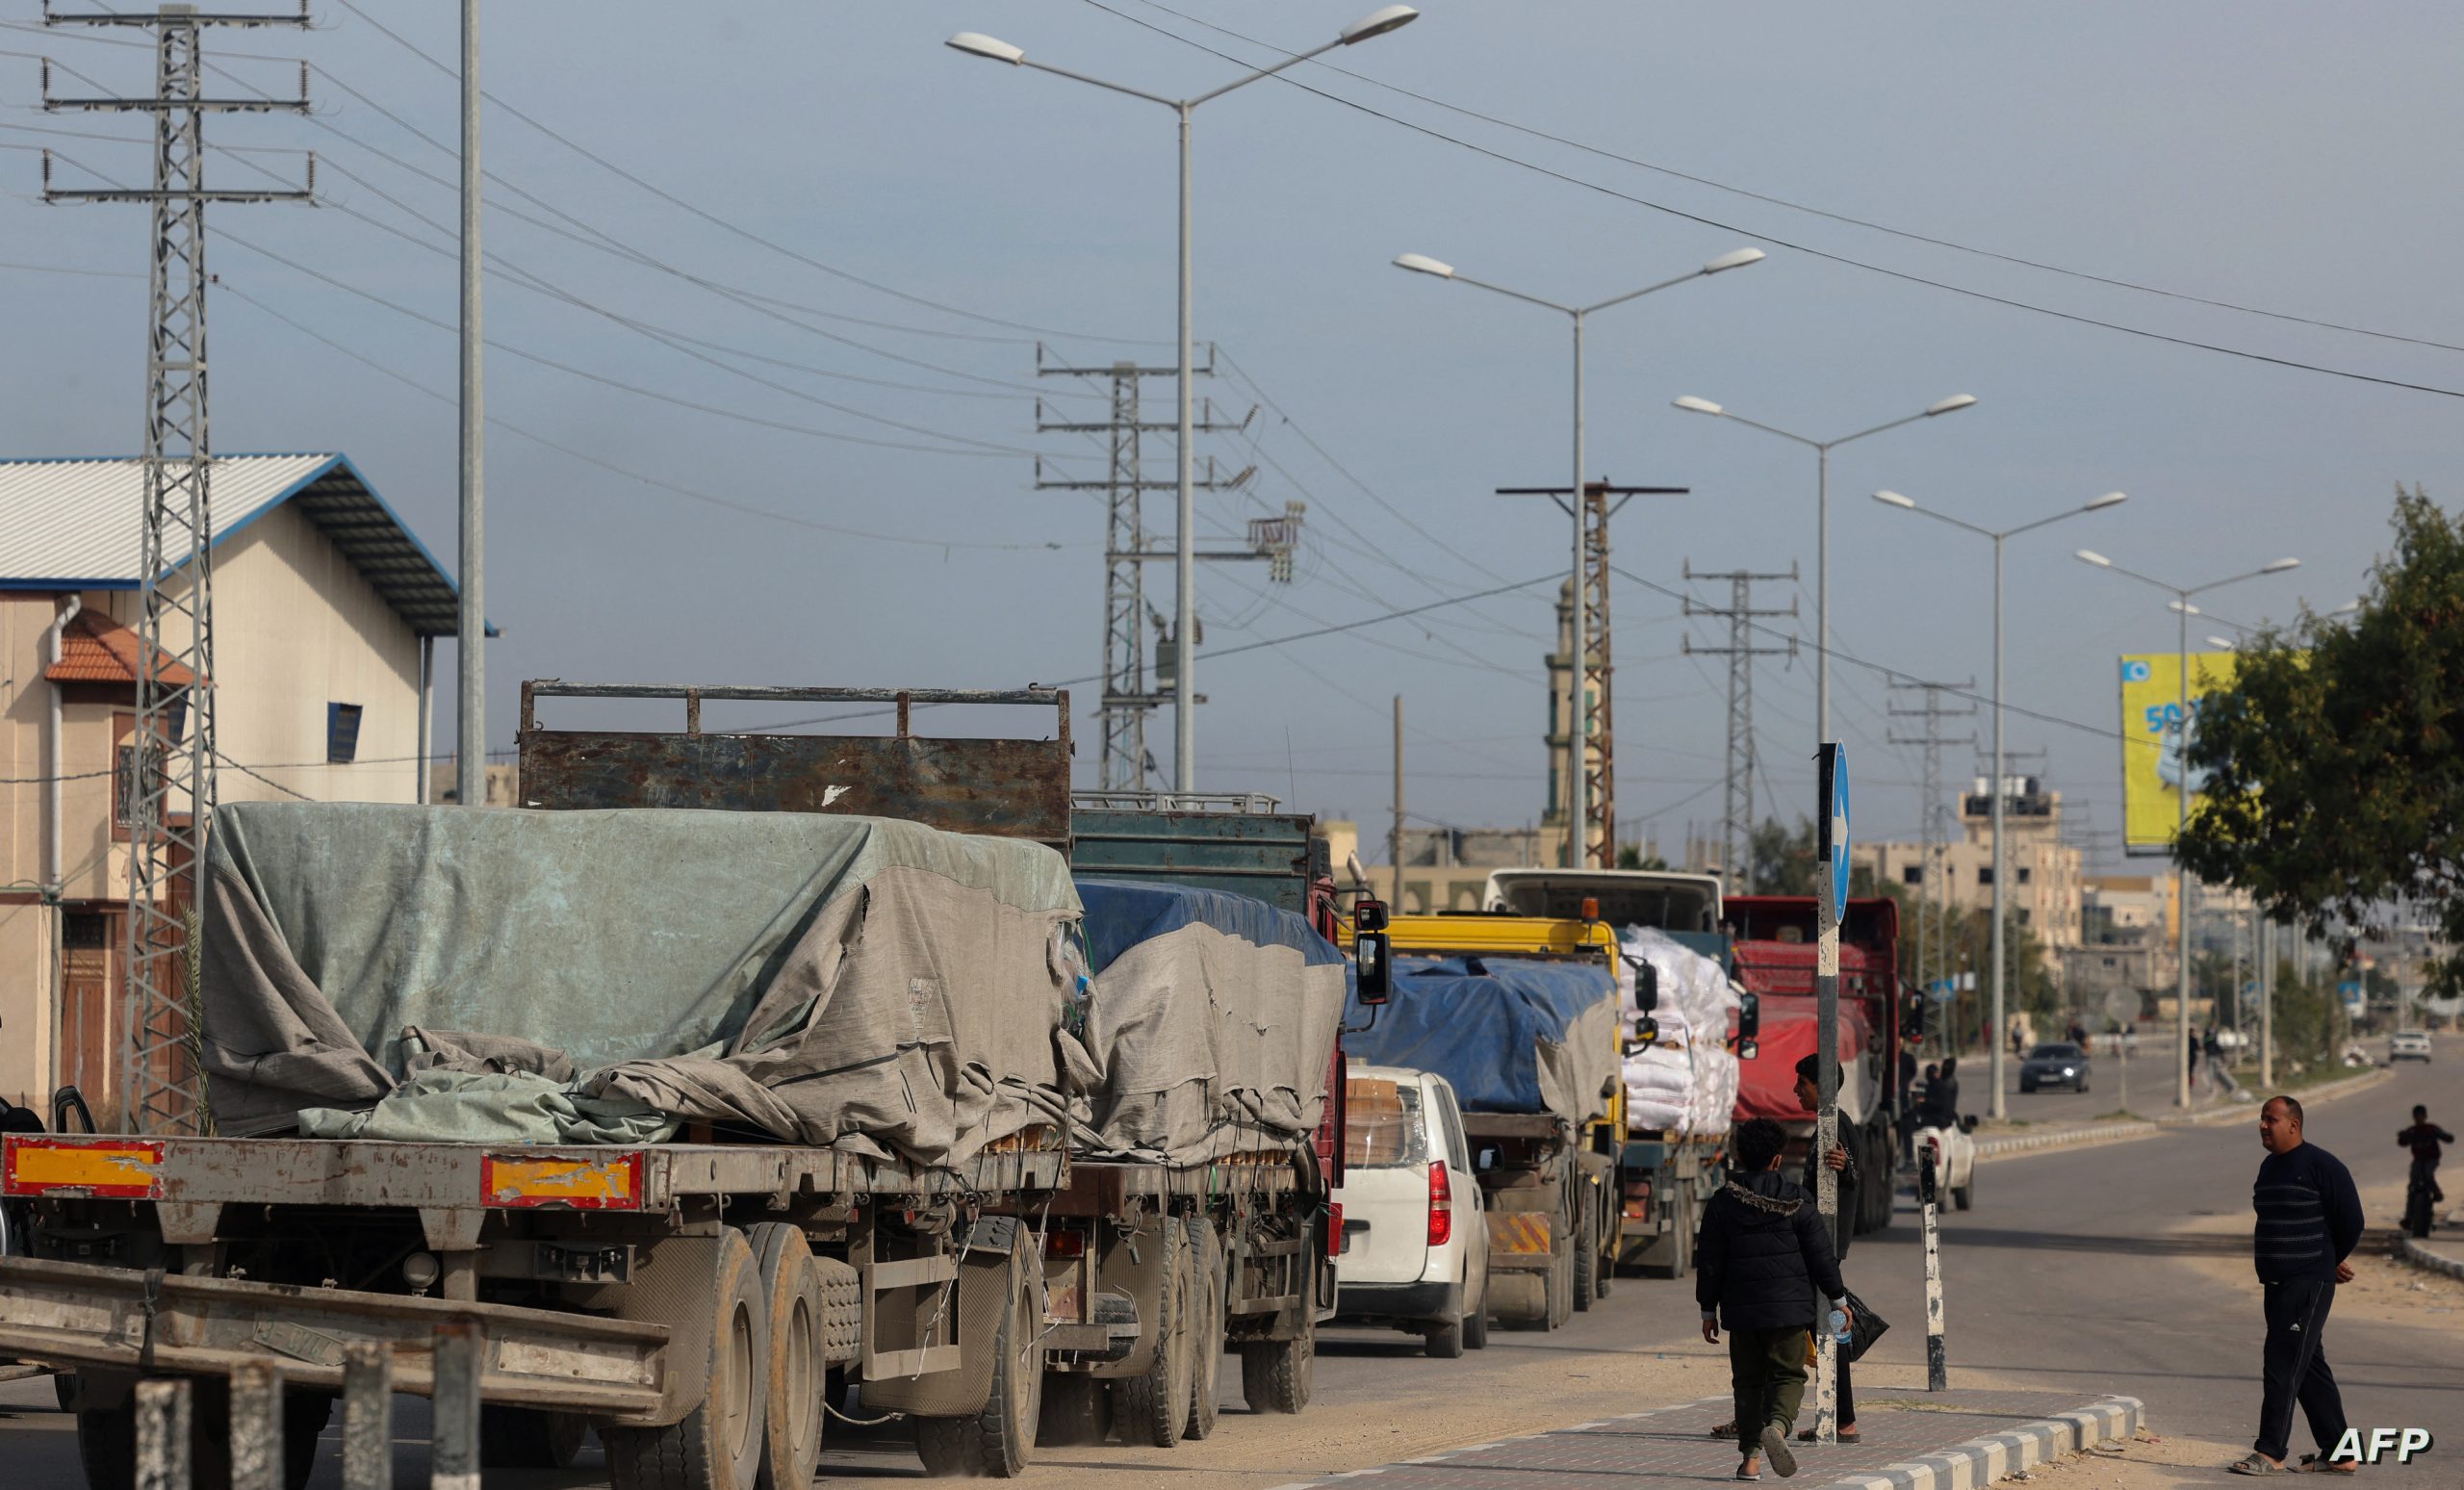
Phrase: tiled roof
[
  {"left": 42, "top": 608, "right": 196, "bottom": 686},
  {"left": 0, "top": 453, "right": 482, "bottom": 638}
]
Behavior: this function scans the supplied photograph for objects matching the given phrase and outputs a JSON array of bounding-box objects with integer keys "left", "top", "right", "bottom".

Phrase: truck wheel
[
  {"left": 1952, "top": 1172, "right": 1974, "bottom": 1212},
  {"left": 1182, "top": 1218, "right": 1223, "bottom": 1441},
  {"left": 606, "top": 1228, "right": 770, "bottom": 1490},
  {"left": 1238, "top": 1313, "right": 1313, "bottom": 1415},
  {"left": 481, "top": 1405, "right": 589, "bottom": 1469},
  {"left": 1572, "top": 1209, "right": 1596, "bottom": 1313},
  {"left": 1424, "top": 1316, "right": 1464, "bottom": 1359},
  {"left": 1116, "top": 1219, "right": 1192, "bottom": 1449},
  {"left": 913, "top": 1246, "right": 1043, "bottom": 1478},
  {"left": 1037, "top": 1374, "right": 1111, "bottom": 1448},
  {"left": 1462, "top": 1276, "right": 1490, "bottom": 1351},
  {"left": 745, "top": 1223, "right": 825, "bottom": 1490}
]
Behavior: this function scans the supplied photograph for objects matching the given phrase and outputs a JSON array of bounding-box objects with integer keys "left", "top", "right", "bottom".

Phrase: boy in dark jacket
[{"left": 1698, "top": 1118, "right": 1848, "bottom": 1480}]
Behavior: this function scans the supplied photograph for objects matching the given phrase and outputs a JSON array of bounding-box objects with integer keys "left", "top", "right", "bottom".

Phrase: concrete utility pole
[
  {"left": 1502, "top": 481, "right": 1687, "bottom": 865},
  {"left": 456, "top": 0, "right": 484, "bottom": 806},
  {"left": 40, "top": 0, "right": 312, "bottom": 1133},
  {"left": 1681, "top": 561, "right": 1797, "bottom": 886},
  {"left": 1034, "top": 349, "right": 1266, "bottom": 794},
  {"left": 1888, "top": 678, "right": 1977, "bottom": 1024}
]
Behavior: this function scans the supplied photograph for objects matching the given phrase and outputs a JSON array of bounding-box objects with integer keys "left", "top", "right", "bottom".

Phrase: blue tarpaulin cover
[
  {"left": 1345, "top": 955, "right": 1620, "bottom": 1122},
  {"left": 1075, "top": 878, "right": 1344, "bottom": 974}
]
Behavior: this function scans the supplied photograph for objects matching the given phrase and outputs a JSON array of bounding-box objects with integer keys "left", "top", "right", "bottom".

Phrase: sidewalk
[{"left": 1264, "top": 1390, "right": 2141, "bottom": 1490}]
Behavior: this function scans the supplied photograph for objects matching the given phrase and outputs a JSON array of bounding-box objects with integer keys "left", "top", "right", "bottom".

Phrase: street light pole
[
  {"left": 1679, "top": 395, "right": 1977, "bottom": 741},
  {"left": 950, "top": 7, "right": 1421, "bottom": 799},
  {"left": 2074, "top": 549, "right": 2300, "bottom": 1108},
  {"left": 1873, "top": 488, "right": 2124, "bottom": 1118},
  {"left": 1399, "top": 249, "right": 1762, "bottom": 866}
]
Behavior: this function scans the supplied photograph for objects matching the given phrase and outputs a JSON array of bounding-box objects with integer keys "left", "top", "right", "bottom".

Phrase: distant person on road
[
  {"left": 2229, "top": 1095, "right": 2364, "bottom": 1476},
  {"left": 2399, "top": 1104, "right": 2454, "bottom": 1205},
  {"left": 1920, "top": 1057, "right": 1961, "bottom": 1129},
  {"left": 1698, "top": 1117, "right": 1847, "bottom": 1481}
]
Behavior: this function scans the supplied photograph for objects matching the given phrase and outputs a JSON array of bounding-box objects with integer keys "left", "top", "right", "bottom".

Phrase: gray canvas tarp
[
  {"left": 1071, "top": 880, "right": 1347, "bottom": 1168},
  {"left": 199, "top": 802, "right": 1088, "bottom": 1167}
]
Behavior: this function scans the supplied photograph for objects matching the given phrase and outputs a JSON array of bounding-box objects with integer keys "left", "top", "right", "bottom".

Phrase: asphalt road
[{"left": 2, "top": 1057, "right": 2452, "bottom": 1487}]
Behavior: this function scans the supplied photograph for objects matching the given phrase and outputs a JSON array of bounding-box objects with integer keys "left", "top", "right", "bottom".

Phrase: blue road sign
[{"left": 1828, "top": 745, "right": 1852, "bottom": 919}]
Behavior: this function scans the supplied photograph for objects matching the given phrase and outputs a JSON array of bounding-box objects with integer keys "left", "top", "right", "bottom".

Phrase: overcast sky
[{"left": 6, "top": 2, "right": 2455, "bottom": 869}]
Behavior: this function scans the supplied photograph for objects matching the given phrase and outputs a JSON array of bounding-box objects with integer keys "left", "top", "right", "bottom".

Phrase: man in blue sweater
[{"left": 2231, "top": 1095, "right": 2364, "bottom": 1476}]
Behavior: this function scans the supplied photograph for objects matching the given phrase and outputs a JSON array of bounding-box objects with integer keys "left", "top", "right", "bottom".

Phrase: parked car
[
  {"left": 1334, "top": 1066, "right": 1491, "bottom": 1358},
  {"left": 1913, "top": 1114, "right": 1980, "bottom": 1211},
  {"left": 2391, "top": 1030, "right": 2433, "bottom": 1063},
  {"left": 2019, "top": 1041, "right": 2093, "bottom": 1093}
]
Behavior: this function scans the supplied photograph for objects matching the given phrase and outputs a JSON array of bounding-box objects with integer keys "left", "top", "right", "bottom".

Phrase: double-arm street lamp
[
  {"left": 950, "top": 6, "right": 1421, "bottom": 796},
  {"left": 1676, "top": 394, "right": 1978, "bottom": 741},
  {"left": 2074, "top": 549, "right": 2299, "bottom": 1108},
  {"left": 1395, "top": 246, "right": 1766, "bottom": 865},
  {"left": 1872, "top": 488, "right": 2128, "bottom": 1118}
]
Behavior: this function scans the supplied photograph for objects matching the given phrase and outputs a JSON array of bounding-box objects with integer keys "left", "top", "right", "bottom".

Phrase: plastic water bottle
[{"left": 1828, "top": 1307, "right": 1852, "bottom": 1345}]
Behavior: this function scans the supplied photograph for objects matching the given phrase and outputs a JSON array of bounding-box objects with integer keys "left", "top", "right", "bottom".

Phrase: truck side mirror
[
  {"left": 1959, "top": 1114, "right": 1979, "bottom": 1134},
  {"left": 1633, "top": 1015, "right": 1659, "bottom": 1045},
  {"left": 1629, "top": 959, "right": 1659, "bottom": 1014},
  {"left": 1739, "top": 1039, "right": 1758, "bottom": 1060},
  {"left": 1354, "top": 897, "right": 1389, "bottom": 934},
  {"left": 1355, "top": 931, "right": 1393, "bottom": 1006},
  {"left": 1737, "top": 990, "right": 1759, "bottom": 1040}
]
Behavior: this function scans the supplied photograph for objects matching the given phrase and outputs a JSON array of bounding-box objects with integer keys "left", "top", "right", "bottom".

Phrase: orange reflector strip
[
  {"left": 481, "top": 1151, "right": 645, "bottom": 1210},
  {"left": 4, "top": 1137, "right": 165, "bottom": 1199},
  {"left": 1485, "top": 1210, "right": 1554, "bottom": 1255}
]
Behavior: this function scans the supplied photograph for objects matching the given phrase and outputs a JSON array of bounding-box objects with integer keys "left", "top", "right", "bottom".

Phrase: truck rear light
[
  {"left": 1622, "top": 1176, "right": 1652, "bottom": 1221},
  {"left": 1327, "top": 1202, "right": 1343, "bottom": 1259},
  {"left": 1426, "top": 1162, "right": 1451, "bottom": 1246},
  {"left": 1044, "top": 1227, "right": 1087, "bottom": 1259},
  {"left": 481, "top": 1151, "right": 645, "bottom": 1210},
  {"left": 3, "top": 1136, "right": 164, "bottom": 1199}
]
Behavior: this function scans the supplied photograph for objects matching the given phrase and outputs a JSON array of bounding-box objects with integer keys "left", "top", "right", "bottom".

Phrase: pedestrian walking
[
  {"left": 1697, "top": 1118, "right": 1848, "bottom": 1481},
  {"left": 2229, "top": 1095, "right": 2363, "bottom": 1476},
  {"left": 2398, "top": 1103, "right": 2452, "bottom": 1206}
]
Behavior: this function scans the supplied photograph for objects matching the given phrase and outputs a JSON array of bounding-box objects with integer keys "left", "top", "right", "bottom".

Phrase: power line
[
  {"left": 1122, "top": 0, "right": 2464, "bottom": 361},
  {"left": 1081, "top": 0, "right": 2464, "bottom": 402}
]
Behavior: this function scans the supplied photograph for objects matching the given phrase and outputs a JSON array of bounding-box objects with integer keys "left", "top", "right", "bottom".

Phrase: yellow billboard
[{"left": 2118, "top": 651, "right": 2239, "bottom": 854}]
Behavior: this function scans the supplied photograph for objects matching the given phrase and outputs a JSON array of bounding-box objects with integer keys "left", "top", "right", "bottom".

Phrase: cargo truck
[
  {"left": 0, "top": 682, "right": 1366, "bottom": 1489},
  {"left": 1339, "top": 913, "right": 1625, "bottom": 1329}
]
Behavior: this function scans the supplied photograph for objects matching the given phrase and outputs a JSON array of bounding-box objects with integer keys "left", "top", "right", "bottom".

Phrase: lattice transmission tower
[
  {"left": 41, "top": 0, "right": 312, "bottom": 1134},
  {"left": 1889, "top": 678, "right": 1977, "bottom": 1002},
  {"left": 1681, "top": 561, "right": 1797, "bottom": 886},
  {"left": 1036, "top": 347, "right": 1289, "bottom": 793}
]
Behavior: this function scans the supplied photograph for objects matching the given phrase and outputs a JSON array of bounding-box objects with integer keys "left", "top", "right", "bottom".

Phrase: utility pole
[
  {"left": 1501, "top": 479, "right": 1686, "bottom": 867},
  {"left": 40, "top": 0, "right": 312, "bottom": 1134},
  {"left": 1681, "top": 561, "right": 1796, "bottom": 888},
  {"left": 1889, "top": 679, "right": 1977, "bottom": 1012},
  {"left": 1391, "top": 694, "right": 1405, "bottom": 893},
  {"left": 1035, "top": 348, "right": 1273, "bottom": 796},
  {"left": 457, "top": 0, "right": 483, "bottom": 809}
]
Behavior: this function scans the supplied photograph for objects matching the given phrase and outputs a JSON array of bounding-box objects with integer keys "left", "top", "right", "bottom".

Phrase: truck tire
[
  {"left": 745, "top": 1223, "right": 825, "bottom": 1490},
  {"left": 605, "top": 1229, "right": 770, "bottom": 1490},
  {"left": 481, "top": 1405, "right": 589, "bottom": 1469},
  {"left": 1037, "top": 1374, "right": 1111, "bottom": 1448},
  {"left": 1182, "top": 1218, "right": 1223, "bottom": 1441},
  {"left": 1462, "top": 1274, "right": 1490, "bottom": 1351},
  {"left": 1572, "top": 1208, "right": 1597, "bottom": 1313},
  {"left": 1238, "top": 1314, "right": 1313, "bottom": 1415},
  {"left": 1424, "top": 1316, "right": 1464, "bottom": 1359},
  {"left": 1116, "top": 1219, "right": 1192, "bottom": 1449},
  {"left": 913, "top": 1246, "right": 1043, "bottom": 1478}
]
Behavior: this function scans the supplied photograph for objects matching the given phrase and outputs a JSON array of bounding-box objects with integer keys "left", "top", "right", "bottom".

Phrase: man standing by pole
[
  {"left": 2230, "top": 1096, "right": 2361, "bottom": 1476},
  {"left": 1811, "top": 744, "right": 1848, "bottom": 1445}
]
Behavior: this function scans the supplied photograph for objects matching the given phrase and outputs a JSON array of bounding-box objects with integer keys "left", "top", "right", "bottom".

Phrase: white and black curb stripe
[
  {"left": 2396, "top": 1235, "right": 2464, "bottom": 1282},
  {"left": 1816, "top": 1395, "right": 2142, "bottom": 1490}
]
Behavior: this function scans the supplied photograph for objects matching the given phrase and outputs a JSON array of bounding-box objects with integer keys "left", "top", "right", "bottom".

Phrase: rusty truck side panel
[{"left": 517, "top": 681, "right": 1072, "bottom": 846}]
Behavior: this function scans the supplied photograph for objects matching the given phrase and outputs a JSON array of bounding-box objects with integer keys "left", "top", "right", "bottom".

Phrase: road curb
[
  {"left": 2394, "top": 1235, "right": 2464, "bottom": 1282},
  {"left": 1970, "top": 1067, "right": 2392, "bottom": 1166},
  {"left": 1816, "top": 1395, "right": 2142, "bottom": 1490}
]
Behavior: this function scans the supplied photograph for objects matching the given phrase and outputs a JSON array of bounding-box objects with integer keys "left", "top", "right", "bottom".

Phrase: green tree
[
  {"left": 1615, "top": 843, "right": 1669, "bottom": 870},
  {"left": 1745, "top": 815, "right": 1819, "bottom": 895},
  {"left": 2179, "top": 485, "right": 2464, "bottom": 995}
]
